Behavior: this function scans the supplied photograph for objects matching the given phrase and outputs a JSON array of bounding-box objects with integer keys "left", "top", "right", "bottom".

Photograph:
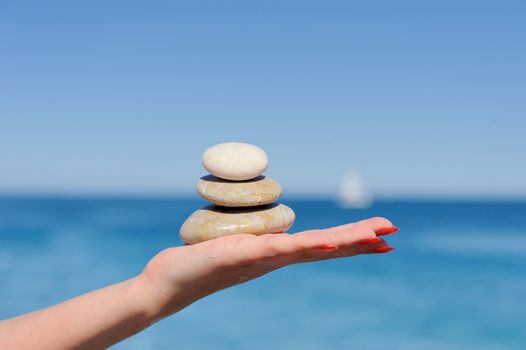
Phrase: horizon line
[{"left": 0, "top": 191, "right": 525, "bottom": 203}]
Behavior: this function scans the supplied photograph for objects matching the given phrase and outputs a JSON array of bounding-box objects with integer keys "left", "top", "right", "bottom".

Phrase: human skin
[{"left": 0, "top": 217, "right": 397, "bottom": 349}]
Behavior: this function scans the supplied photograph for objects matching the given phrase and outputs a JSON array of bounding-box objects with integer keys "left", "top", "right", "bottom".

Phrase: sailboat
[{"left": 338, "top": 171, "right": 373, "bottom": 209}]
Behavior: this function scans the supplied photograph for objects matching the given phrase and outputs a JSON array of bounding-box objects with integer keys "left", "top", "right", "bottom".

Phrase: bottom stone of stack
[{"left": 180, "top": 203, "right": 295, "bottom": 244}]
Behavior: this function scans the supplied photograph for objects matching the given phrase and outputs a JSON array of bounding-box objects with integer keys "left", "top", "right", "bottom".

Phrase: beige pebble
[
  {"left": 180, "top": 203, "right": 295, "bottom": 244},
  {"left": 202, "top": 142, "right": 268, "bottom": 181},
  {"left": 197, "top": 175, "right": 282, "bottom": 207}
]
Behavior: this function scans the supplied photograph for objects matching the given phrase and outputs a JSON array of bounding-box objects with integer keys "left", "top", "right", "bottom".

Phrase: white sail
[{"left": 338, "top": 171, "right": 373, "bottom": 208}]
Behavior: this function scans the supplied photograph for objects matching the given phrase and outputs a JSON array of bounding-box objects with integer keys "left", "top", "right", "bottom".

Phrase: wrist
[
  {"left": 127, "top": 273, "right": 169, "bottom": 324},
  {"left": 134, "top": 269, "right": 195, "bottom": 321}
]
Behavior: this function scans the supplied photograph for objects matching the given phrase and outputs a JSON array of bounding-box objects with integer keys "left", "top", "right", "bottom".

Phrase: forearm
[{"left": 0, "top": 274, "right": 167, "bottom": 350}]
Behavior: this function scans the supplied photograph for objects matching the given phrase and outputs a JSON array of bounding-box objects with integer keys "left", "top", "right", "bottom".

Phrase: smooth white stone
[
  {"left": 202, "top": 142, "right": 268, "bottom": 181},
  {"left": 180, "top": 203, "right": 295, "bottom": 244}
]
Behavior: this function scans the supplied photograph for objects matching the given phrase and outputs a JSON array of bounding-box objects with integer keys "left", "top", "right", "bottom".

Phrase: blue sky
[{"left": 1, "top": 0, "right": 525, "bottom": 198}]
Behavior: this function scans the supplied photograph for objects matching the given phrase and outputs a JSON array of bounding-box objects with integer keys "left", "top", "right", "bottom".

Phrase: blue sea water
[{"left": 0, "top": 198, "right": 525, "bottom": 349}]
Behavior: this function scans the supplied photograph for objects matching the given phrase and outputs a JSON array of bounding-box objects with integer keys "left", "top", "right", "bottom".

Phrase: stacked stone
[{"left": 180, "top": 142, "right": 295, "bottom": 244}]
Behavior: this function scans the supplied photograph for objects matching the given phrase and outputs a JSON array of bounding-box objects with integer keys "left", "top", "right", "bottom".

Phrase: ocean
[{"left": 0, "top": 198, "right": 525, "bottom": 349}]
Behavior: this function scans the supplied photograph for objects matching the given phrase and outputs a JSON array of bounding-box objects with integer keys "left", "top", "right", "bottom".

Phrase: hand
[
  {"left": 140, "top": 217, "right": 398, "bottom": 318},
  {"left": 0, "top": 217, "right": 397, "bottom": 350}
]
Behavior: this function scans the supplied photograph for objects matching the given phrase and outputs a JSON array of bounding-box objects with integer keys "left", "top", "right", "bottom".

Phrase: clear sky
[{"left": 1, "top": 0, "right": 525, "bottom": 198}]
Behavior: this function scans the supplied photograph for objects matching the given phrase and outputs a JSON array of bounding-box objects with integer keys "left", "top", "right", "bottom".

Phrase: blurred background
[{"left": 1, "top": 1, "right": 525, "bottom": 349}]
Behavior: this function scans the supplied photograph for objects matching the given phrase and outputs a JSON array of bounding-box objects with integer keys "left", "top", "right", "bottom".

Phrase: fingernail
[
  {"left": 373, "top": 246, "right": 395, "bottom": 254},
  {"left": 376, "top": 226, "right": 399, "bottom": 236},
  {"left": 357, "top": 237, "right": 382, "bottom": 245},
  {"left": 319, "top": 244, "right": 338, "bottom": 251}
]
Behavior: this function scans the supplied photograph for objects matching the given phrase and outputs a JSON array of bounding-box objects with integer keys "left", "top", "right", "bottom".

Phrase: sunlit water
[{"left": 1, "top": 198, "right": 525, "bottom": 349}]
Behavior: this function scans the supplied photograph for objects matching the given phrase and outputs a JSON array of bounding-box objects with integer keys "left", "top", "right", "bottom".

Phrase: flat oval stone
[
  {"left": 197, "top": 175, "right": 282, "bottom": 207},
  {"left": 180, "top": 203, "right": 295, "bottom": 244},
  {"left": 202, "top": 142, "right": 268, "bottom": 181}
]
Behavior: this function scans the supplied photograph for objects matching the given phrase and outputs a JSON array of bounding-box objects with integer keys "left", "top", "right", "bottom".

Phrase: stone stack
[{"left": 180, "top": 142, "right": 295, "bottom": 244}]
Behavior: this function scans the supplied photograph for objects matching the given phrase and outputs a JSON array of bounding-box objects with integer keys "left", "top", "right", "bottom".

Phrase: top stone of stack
[{"left": 202, "top": 142, "right": 268, "bottom": 181}]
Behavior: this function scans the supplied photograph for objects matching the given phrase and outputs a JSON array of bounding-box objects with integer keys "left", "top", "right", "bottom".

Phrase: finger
[
  {"left": 227, "top": 224, "right": 373, "bottom": 265},
  {"left": 293, "top": 226, "right": 377, "bottom": 250},
  {"left": 285, "top": 230, "right": 393, "bottom": 263},
  {"left": 254, "top": 225, "right": 379, "bottom": 265},
  {"left": 319, "top": 238, "right": 393, "bottom": 260},
  {"left": 324, "top": 217, "right": 395, "bottom": 235}
]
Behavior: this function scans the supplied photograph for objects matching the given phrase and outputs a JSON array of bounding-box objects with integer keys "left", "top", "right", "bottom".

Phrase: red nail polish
[
  {"left": 357, "top": 237, "right": 382, "bottom": 245},
  {"left": 319, "top": 244, "right": 338, "bottom": 251},
  {"left": 376, "top": 226, "right": 399, "bottom": 236},
  {"left": 373, "top": 246, "right": 395, "bottom": 253}
]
